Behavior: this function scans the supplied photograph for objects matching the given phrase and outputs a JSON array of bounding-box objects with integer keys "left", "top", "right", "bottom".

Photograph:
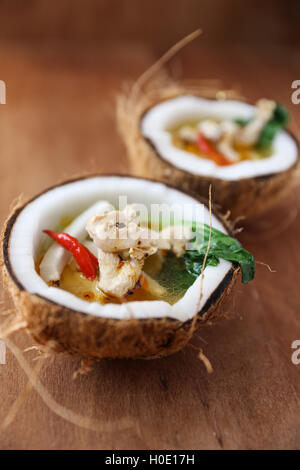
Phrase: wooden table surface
[{"left": 0, "top": 41, "right": 300, "bottom": 450}]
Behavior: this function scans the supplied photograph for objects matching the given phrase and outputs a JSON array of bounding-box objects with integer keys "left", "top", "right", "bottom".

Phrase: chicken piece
[
  {"left": 217, "top": 120, "right": 240, "bottom": 163},
  {"left": 177, "top": 125, "right": 197, "bottom": 143},
  {"left": 87, "top": 205, "right": 192, "bottom": 255},
  {"left": 86, "top": 205, "right": 156, "bottom": 297},
  {"left": 157, "top": 225, "right": 193, "bottom": 256},
  {"left": 235, "top": 99, "right": 276, "bottom": 147},
  {"left": 96, "top": 249, "right": 144, "bottom": 298},
  {"left": 86, "top": 205, "right": 193, "bottom": 297},
  {"left": 197, "top": 120, "right": 222, "bottom": 141},
  {"left": 86, "top": 205, "right": 141, "bottom": 252}
]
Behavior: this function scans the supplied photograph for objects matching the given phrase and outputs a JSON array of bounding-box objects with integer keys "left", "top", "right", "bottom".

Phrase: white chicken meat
[{"left": 86, "top": 205, "right": 192, "bottom": 297}]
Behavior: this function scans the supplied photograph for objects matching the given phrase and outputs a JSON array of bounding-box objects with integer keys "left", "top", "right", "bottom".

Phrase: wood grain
[
  {"left": 0, "top": 41, "right": 300, "bottom": 450},
  {"left": 1, "top": 0, "right": 299, "bottom": 48}
]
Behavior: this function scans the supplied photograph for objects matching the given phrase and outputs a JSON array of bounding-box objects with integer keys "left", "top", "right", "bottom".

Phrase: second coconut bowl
[{"left": 118, "top": 88, "right": 299, "bottom": 220}]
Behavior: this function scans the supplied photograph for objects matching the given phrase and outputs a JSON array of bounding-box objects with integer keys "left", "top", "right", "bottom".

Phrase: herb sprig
[
  {"left": 235, "top": 102, "right": 289, "bottom": 151},
  {"left": 183, "top": 224, "right": 255, "bottom": 284},
  {"left": 256, "top": 103, "right": 289, "bottom": 151}
]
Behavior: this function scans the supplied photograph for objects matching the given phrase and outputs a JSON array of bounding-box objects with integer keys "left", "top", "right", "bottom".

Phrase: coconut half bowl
[
  {"left": 2, "top": 175, "right": 240, "bottom": 360},
  {"left": 119, "top": 94, "right": 300, "bottom": 220}
]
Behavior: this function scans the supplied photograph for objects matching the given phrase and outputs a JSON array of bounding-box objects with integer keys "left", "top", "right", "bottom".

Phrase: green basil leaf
[{"left": 183, "top": 224, "right": 255, "bottom": 284}]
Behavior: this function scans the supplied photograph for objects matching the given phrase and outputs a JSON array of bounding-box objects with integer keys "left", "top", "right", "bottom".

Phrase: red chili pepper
[
  {"left": 43, "top": 230, "right": 98, "bottom": 280},
  {"left": 196, "top": 131, "right": 232, "bottom": 166}
]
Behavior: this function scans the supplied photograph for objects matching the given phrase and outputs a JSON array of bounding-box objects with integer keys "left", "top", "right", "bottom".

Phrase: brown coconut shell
[
  {"left": 2, "top": 175, "right": 240, "bottom": 360},
  {"left": 117, "top": 85, "right": 300, "bottom": 220}
]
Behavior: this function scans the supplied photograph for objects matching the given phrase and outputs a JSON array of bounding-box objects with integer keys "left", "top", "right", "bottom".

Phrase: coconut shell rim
[{"left": 2, "top": 173, "right": 239, "bottom": 324}]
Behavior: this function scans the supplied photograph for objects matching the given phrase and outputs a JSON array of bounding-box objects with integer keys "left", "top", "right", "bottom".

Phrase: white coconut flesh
[
  {"left": 141, "top": 96, "right": 298, "bottom": 180},
  {"left": 7, "top": 176, "right": 232, "bottom": 322}
]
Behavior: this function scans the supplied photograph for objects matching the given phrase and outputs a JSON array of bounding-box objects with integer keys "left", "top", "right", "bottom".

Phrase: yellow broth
[
  {"left": 169, "top": 120, "right": 272, "bottom": 164},
  {"left": 39, "top": 250, "right": 194, "bottom": 306}
]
